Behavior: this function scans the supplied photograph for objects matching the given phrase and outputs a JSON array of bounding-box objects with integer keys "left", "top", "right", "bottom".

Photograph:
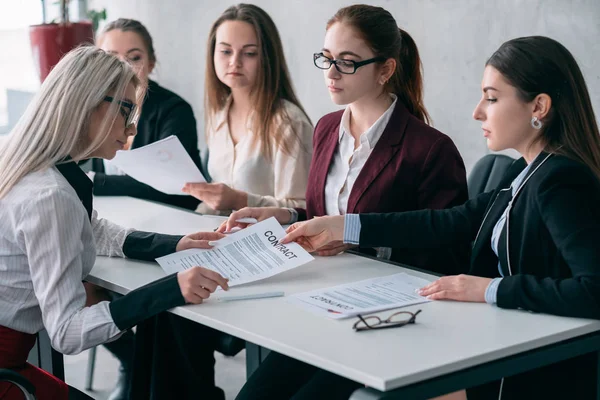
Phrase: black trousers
[
  {"left": 236, "top": 351, "right": 362, "bottom": 400},
  {"left": 130, "top": 312, "right": 225, "bottom": 400},
  {"left": 237, "top": 350, "right": 598, "bottom": 400}
]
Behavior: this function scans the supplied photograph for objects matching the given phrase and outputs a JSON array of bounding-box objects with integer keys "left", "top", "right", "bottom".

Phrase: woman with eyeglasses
[
  {"left": 224, "top": 4, "right": 467, "bottom": 275},
  {"left": 233, "top": 5, "right": 467, "bottom": 400},
  {"left": 91, "top": 18, "right": 202, "bottom": 211},
  {"left": 182, "top": 4, "right": 313, "bottom": 216},
  {"left": 280, "top": 36, "right": 600, "bottom": 400},
  {"left": 0, "top": 46, "right": 230, "bottom": 400}
]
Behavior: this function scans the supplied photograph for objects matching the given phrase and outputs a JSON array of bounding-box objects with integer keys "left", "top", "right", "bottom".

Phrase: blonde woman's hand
[
  {"left": 176, "top": 266, "right": 229, "bottom": 304},
  {"left": 280, "top": 215, "right": 345, "bottom": 252},
  {"left": 176, "top": 231, "right": 226, "bottom": 252},
  {"left": 217, "top": 207, "right": 292, "bottom": 233},
  {"left": 182, "top": 182, "right": 247, "bottom": 211}
]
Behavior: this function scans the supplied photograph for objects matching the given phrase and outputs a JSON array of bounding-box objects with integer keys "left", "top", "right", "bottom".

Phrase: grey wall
[{"left": 88, "top": 0, "right": 600, "bottom": 172}]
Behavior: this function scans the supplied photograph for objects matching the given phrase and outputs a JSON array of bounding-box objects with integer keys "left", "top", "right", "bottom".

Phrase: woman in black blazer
[
  {"left": 278, "top": 36, "right": 600, "bottom": 400},
  {"left": 92, "top": 18, "right": 202, "bottom": 211}
]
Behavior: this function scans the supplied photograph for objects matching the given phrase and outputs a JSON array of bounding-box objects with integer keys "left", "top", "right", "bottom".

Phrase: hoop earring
[{"left": 531, "top": 116, "right": 543, "bottom": 130}]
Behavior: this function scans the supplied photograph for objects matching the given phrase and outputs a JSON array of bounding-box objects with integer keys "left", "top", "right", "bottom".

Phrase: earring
[{"left": 531, "top": 116, "right": 543, "bottom": 130}]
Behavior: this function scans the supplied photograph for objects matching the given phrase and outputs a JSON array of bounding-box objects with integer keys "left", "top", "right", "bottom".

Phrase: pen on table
[{"left": 218, "top": 291, "right": 285, "bottom": 302}]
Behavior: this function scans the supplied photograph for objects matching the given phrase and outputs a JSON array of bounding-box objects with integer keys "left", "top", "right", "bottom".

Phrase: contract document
[
  {"left": 156, "top": 218, "right": 314, "bottom": 286},
  {"left": 288, "top": 273, "right": 432, "bottom": 319},
  {"left": 109, "top": 135, "right": 205, "bottom": 194}
]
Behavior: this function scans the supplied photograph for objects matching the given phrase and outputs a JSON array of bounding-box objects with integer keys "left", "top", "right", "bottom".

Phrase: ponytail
[{"left": 391, "top": 29, "right": 430, "bottom": 124}]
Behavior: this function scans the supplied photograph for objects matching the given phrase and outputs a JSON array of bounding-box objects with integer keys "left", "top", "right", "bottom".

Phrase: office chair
[
  {"left": 467, "top": 154, "right": 517, "bottom": 199},
  {"left": 0, "top": 369, "right": 37, "bottom": 400}
]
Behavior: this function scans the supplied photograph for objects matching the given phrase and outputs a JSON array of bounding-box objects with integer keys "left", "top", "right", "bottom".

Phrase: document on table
[
  {"left": 109, "top": 135, "right": 205, "bottom": 194},
  {"left": 156, "top": 218, "right": 314, "bottom": 286},
  {"left": 288, "top": 273, "right": 432, "bottom": 319}
]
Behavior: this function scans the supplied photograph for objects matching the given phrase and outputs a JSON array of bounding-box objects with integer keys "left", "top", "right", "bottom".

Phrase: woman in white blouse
[
  {"left": 182, "top": 4, "right": 313, "bottom": 215},
  {"left": 0, "top": 46, "right": 228, "bottom": 400}
]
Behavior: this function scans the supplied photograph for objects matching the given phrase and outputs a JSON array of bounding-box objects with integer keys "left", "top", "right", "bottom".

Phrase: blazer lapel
[
  {"left": 471, "top": 187, "right": 513, "bottom": 261},
  {"left": 310, "top": 120, "right": 341, "bottom": 217},
  {"left": 347, "top": 102, "right": 409, "bottom": 213}
]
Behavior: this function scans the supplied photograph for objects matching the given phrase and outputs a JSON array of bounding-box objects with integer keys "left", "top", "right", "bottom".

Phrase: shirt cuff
[
  {"left": 485, "top": 278, "right": 503, "bottom": 305},
  {"left": 123, "top": 231, "right": 183, "bottom": 261},
  {"left": 246, "top": 192, "right": 261, "bottom": 208},
  {"left": 287, "top": 208, "right": 298, "bottom": 224},
  {"left": 343, "top": 214, "right": 361, "bottom": 245}
]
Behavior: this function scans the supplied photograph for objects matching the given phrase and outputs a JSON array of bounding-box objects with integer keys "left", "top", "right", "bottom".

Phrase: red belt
[{"left": 0, "top": 325, "right": 68, "bottom": 400}]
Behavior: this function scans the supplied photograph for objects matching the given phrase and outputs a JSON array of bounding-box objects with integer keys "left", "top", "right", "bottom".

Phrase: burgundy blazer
[{"left": 297, "top": 101, "right": 469, "bottom": 274}]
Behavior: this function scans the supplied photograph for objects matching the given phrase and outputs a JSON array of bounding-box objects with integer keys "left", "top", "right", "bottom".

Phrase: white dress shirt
[
  {"left": 324, "top": 95, "right": 397, "bottom": 215},
  {"left": 0, "top": 167, "right": 132, "bottom": 354},
  {"left": 196, "top": 98, "right": 313, "bottom": 215}
]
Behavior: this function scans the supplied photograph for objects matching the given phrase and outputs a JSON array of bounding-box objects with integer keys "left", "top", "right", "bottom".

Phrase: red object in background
[{"left": 29, "top": 21, "right": 94, "bottom": 82}]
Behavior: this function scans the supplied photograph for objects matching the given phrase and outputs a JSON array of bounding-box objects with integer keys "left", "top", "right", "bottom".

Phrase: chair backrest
[
  {"left": 0, "top": 369, "right": 37, "bottom": 400},
  {"left": 468, "top": 154, "right": 516, "bottom": 199}
]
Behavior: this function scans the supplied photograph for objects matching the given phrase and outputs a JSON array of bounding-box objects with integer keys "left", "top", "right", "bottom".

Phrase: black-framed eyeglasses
[
  {"left": 353, "top": 309, "right": 422, "bottom": 332},
  {"left": 103, "top": 96, "right": 136, "bottom": 126},
  {"left": 313, "top": 52, "right": 386, "bottom": 75}
]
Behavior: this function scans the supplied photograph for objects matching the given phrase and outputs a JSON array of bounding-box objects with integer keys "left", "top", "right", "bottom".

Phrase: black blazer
[
  {"left": 92, "top": 80, "right": 201, "bottom": 210},
  {"left": 358, "top": 152, "right": 600, "bottom": 399}
]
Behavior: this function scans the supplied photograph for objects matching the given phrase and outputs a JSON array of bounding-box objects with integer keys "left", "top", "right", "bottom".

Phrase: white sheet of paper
[
  {"left": 156, "top": 217, "right": 314, "bottom": 286},
  {"left": 109, "top": 135, "right": 205, "bottom": 195},
  {"left": 288, "top": 273, "right": 432, "bottom": 319}
]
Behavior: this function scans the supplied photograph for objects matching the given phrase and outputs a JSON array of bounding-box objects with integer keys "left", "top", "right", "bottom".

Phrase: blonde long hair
[
  {"left": 0, "top": 46, "right": 143, "bottom": 198},
  {"left": 204, "top": 4, "right": 310, "bottom": 160}
]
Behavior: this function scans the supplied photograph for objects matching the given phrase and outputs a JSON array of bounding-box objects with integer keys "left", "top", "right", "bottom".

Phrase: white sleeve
[
  {"left": 91, "top": 209, "right": 134, "bottom": 257},
  {"left": 18, "top": 189, "right": 122, "bottom": 355},
  {"left": 246, "top": 115, "right": 313, "bottom": 208}
]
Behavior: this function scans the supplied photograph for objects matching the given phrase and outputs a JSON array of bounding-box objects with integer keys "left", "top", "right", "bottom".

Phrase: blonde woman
[
  {"left": 0, "top": 46, "right": 228, "bottom": 400},
  {"left": 183, "top": 4, "right": 313, "bottom": 215}
]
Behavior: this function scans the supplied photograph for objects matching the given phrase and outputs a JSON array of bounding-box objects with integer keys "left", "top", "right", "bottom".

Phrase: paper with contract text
[
  {"left": 288, "top": 273, "right": 432, "bottom": 319},
  {"left": 156, "top": 218, "right": 314, "bottom": 286},
  {"left": 109, "top": 135, "right": 206, "bottom": 195}
]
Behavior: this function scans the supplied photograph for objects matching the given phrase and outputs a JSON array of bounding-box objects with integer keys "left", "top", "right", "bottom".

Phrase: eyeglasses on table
[{"left": 353, "top": 309, "right": 422, "bottom": 332}]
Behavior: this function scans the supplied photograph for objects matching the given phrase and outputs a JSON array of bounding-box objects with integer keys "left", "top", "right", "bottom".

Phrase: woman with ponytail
[{"left": 224, "top": 4, "right": 468, "bottom": 275}]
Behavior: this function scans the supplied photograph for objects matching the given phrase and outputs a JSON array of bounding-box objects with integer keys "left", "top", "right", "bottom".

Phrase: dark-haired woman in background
[
  {"left": 92, "top": 18, "right": 202, "bottom": 211},
  {"left": 279, "top": 36, "right": 600, "bottom": 400}
]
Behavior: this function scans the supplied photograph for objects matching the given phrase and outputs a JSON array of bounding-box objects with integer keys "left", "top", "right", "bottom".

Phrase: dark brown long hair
[
  {"left": 327, "top": 4, "right": 431, "bottom": 124},
  {"left": 487, "top": 36, "right": 600, "bottom": 179},
  {"left": 205, "top": 4, "right": 310, "bottom": 159}
]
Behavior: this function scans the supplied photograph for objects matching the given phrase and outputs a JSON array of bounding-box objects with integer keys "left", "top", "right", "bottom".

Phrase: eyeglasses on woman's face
[
  {"left": 313, "top": 52, "right": 385, "bottom": 75},
  {"left": 103, "top": 96, "right": 136, "bottom": 126}
]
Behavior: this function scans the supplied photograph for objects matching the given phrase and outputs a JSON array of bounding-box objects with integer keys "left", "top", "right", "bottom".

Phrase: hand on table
[
  {"left": 177, "top": 266, "right": 229, "bottom": 304},
  {"left": 418, "top": 275, "right": 491, "bottom": 302}
]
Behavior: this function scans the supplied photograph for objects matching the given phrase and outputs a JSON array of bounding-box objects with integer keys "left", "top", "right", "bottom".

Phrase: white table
[{"left": 87, "top": 197, "right": 600, "bottom": 399}]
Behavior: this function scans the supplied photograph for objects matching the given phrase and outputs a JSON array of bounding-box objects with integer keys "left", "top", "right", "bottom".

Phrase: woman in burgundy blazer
[
  {"left": 224, "top": 5, "right": 468, "bottom": 276},
  {"left": 299, "top": 100, "right": 468, "bottom": 274}
]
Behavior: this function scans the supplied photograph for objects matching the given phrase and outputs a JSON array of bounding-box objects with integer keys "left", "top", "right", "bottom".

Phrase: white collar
[{"left": 338, "top": 94, "right": 397, "bottom": 149}]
